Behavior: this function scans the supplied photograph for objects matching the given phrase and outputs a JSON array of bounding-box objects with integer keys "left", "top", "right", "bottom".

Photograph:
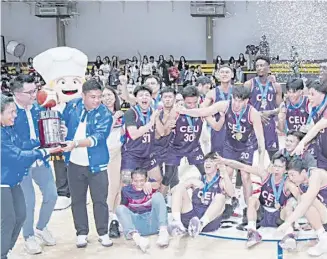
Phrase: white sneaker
[
  {"left": 136, "top": 236, "right": 150, "bottom": 253},
  {"left": 98, "top": 234, "right": 113, "bottom": 247},
  {"left": 24, "top": 236, "right": 42, "bottom": 255},
  {"left": 35, "top": 227, "right": 56, "bottom": 246},
  {"left": 168, "top": 220, "right": 186, "bottom": 236},
  {"left": 156, "top": 229, "right": 170, "bottom": 247},
  {"left": 54, "top": 196, "right": 71, "bottom": 211},
  {"left": 76, "top": 235, "right": 88, "bottom": 248},
  {"left": 307, "top": 233, "right": 327, "bottom": 257}
]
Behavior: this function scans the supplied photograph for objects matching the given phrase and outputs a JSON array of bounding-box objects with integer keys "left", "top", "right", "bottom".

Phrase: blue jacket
[
  {"left": 12, "top": 101, "right": 49, "bottom": 167},
  {"left": 1, "top": 126, "right": 47, "bottom": 187},
  {"left": 62, "top": 98, "right": 113, "bottom": 173}
]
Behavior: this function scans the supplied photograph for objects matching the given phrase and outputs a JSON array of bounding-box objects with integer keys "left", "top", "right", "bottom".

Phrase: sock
[
  {"left": 172, "top": 213, "right": 181, "bottom": 222},
  {"left": 200, "top": 215, "right": 209, "bottom": 228},
  {"left": 110, "top": 213, "right": 118, "bottom": 221},
  {"left": 247, "top": 220, "right": 256, "bottom": 231},
  {"left": 316, "top": 227, "right": 326, "bottom": 239},
  {"left": 159, "top": 226, "right": 168, "bottom": 233}
]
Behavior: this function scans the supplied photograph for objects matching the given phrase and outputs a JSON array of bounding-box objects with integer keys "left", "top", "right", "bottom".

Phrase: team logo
[
  {"left": 241, "top": 118, "right": 246, "bottom": 123},
  {"left": 269, "top": 87, "right": 273, "bottom": 91},
  {"left": 213, "top": 184, "right": 218, "bottom": 189},
  {"left": 182, "top": 117, "right": 185, "bottom": 122},
  {"left": 300, "top": 108, "right": 305, "bottom": 113}
]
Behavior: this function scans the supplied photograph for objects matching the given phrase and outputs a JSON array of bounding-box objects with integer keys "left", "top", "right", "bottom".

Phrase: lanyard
[
  {"left": 287, "top": 96, "right": 303, "bottom": 110},
  {"left": 202, "top": 173, "right": 220, "bottom": 197},
  {"left": 271, "top": 174, "right": 287, "bottom": 205},
  {"left": 152, "top": 94, "right": 161, "bottom": 109},
  {"left": 134, "top": 105, "right": 151, "bottom": 125},
  {"left": 234, "top": 107, "right": 246, "bottom": 132},
  {"left": 307, "top": 95, "right": 327, "bottom": 124},
  {"left": 255, "top": 77, "right": 269, "bottom": 101},
  {"left": 186, "top": 115, "right": 195, "bottom": 132},
  {"left": 219, "top": 86, "right": 232, "bottom": 101}
]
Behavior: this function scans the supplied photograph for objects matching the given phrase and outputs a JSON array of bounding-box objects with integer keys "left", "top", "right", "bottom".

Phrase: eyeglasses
[{"left": 19, "top": 89, "right": 37, "bottom": 96}]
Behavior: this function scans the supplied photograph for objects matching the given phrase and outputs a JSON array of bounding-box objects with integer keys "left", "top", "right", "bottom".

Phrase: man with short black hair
[
  {"left": 195, "top": 76, "right": 211, "bottom": 103},
  {"left": 244, "top": 55, "right": 283, "bottom": 159},
  {"left": 61, "top": 79, "right": 113, "bottom": 248},
  {"left": 11, "top": 75, "right": 58, "bottom": 255},
  {"left": 116, "top": 168, "right": 169, "bottom": 252}
]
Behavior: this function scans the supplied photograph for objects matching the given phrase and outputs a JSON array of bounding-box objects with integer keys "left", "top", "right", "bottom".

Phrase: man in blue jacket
[
  {"left": 11, "top": 75, "right": 58, "bottom": 255},
  {"left": 61, "top": 79, "right": 113, "bottom": 248}
]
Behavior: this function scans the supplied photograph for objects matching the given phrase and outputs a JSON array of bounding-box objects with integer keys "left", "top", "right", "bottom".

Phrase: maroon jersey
[
  {"left": 224, "top": 101, "right": 257, "bottom": 151},
  {"left": 123, "top": 106, "right": 155, "bottom": 158},
  {"left": 169, "top": 114, "right": 203, "bottom": 154},
  {"left": 250, "top": 77, "right": 277, "bottom": 111},
  {"left": 285, "top": 96, "right": 309, "bottom": 132}
]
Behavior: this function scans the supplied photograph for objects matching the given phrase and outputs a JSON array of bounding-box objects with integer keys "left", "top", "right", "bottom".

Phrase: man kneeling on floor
[
  {"left": 169, "top": 152, "right": 234, "bottom": 237},
  {"left": 116, "top": 168, "right": 170, "bottom": 252}
]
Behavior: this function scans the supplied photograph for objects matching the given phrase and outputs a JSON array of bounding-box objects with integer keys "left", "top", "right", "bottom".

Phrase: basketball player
[
  {"left": 244, "top": 55, "right": 283, "bottom": 159},
  {"left": 178, "top": 86, "right": 266, "bottom": 221},
  {"left": 153, "top": 87, "right": 179, "bottom": 193},
  {"left": 274, "top": 130, "right": 316, "bottom": 168},
  {"left": 116, "top": 169, "right": 169, "bottom": 252},
  {"left": 163, "top": 86, "right": 206, "bottom": 189},
  {"left": 121, "top": 85, "right": 161, "bottom": 185},
  {"left": 292, "top": 80, "right": 327, "bottom": 169},
  {"left": 195, "top": 76, "right": 212, "bottom": 104},
  {"left": 217, "top": 153, "right": 300, "bottom": 249},
  {"left": 119, "top": 75, "right": 162, "bottom": 109},
  {"left": 277, "top": 78, "right": 309, "bottom": 133},
  {"left": 278, "top": 158, "right": 327, "bottom": 257},
  {"left": 168, "top": 152, "right": 234, "bottom": 237},
  {"left": 202, "top": 65, "right": 233, "bottom": 155}
]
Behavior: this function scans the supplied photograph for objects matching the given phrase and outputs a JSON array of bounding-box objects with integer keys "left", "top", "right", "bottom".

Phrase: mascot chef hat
[{"left": 33, "top": 46, "right": 88, "bottom": 83}]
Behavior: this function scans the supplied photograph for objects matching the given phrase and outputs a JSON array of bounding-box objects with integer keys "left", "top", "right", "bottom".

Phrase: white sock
[
  {"left": 247, "top": 220, "right": 256, "bottom": 231},
  {"left": 200, "top": 215, "right": 209, "bottom": 228},
  {"left": 172, "top": 213, "right": 181, "bottom": 222},
  {"left": 110, "top": 213, "right": 118, "bottom": 221},
  {"left": 159, "top": 226, "right": 168, "bottom": 233},
  {"left": 316, "top": 228, "right": 326, "bottom": 239}
]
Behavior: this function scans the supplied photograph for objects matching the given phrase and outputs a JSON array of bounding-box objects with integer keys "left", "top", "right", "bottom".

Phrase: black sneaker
[
  {"left": 109, "top": 220, "right": 120, "bottom": 238},
  {"left": 222, "top": 204, "right": 233, "bottom": 220},
  {"left": 324, "top": 223, "right": 327, "bottom": 231}
]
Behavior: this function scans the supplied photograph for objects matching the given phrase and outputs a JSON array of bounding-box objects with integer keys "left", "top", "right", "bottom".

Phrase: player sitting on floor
[
  {"left": 168, "top": 152, "right": 234, "bottom": 238},
  {"left": 116, "top": 168, "right": 169, "bottom": 253},
  {"left": 217, "top": 153, "right": 301, "bottom": 249},
  {"left": 278, "top": 158, "right": 327, "bottom": 257}
]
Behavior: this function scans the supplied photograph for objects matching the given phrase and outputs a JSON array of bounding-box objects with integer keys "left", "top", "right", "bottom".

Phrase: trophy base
[{"left": 39, "top": 143, "right": 61, "bottom": 148}]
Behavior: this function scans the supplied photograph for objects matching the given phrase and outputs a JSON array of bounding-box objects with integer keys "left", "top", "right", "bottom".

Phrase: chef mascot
[{"left": 33, "top": 47, "right": 88, "bottom": 210}]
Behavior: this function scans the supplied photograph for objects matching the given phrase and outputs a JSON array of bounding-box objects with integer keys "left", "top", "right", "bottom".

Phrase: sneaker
[
  {"left": 54, "top": 196, "right": 71, "bottom": 211},
  {"left": 98, "top": 234, "right": 113, "bottom": 247},
  {"left": 76, "top": 235, "right": 88, "bottom": 248},
  {"left": 156, "top": 229, "right": 170, "bottom": 247},
  {"left": 246, "top": 229, "right": 262, "bottom": 248},
  {"left": 35, "top": 227, "right": 56, "bottom": 246},
  {"left": 279, "top": 233, "right": 297, "bottom": 251},
  {"left": 222, "top": 204, "right": 234, "bottom": 220},
  {"left": 168, "top": 220, "right": 186, "bottom": 236},
  {"left": 307, "top": 233, "right": 327, "bottom": 257},
  {"left": 24, "top": 236, "right": 42, "bottom": 255},
  {"left": 109, "top": 220, "right": 120, "bottom": 238},
  {"left": 136, "top": 236, "right": 150, "bottom": 253},
  {"left": 323, "top": 223, "right": 327, "bottom": 231},
  {"left": 188, "top": 217, "right": 202, "bottom": 238}
]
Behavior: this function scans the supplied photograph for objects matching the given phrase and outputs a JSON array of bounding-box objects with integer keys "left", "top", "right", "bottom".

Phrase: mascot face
[{"left": 54, "top": 76, "right": 84, "bottom": 103}]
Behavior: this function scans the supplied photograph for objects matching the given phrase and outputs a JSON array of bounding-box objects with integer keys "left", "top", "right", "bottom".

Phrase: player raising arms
[
  {"left": 121, "top": 85, "right": 162, "bottom": 185},
  {"left": 178, "top": 86, "right": 266, "bottom": 221}
]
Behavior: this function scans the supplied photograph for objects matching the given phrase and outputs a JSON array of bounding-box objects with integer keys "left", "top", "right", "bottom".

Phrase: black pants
[
  {"left": 67, "top": 162, "right": 109, "bottom": 236},
  {"left": 53, "top": 159, "right": 70, "bottom": 197},
  {"left": 1, "top": 185, "right": 26, "bottom": 259}
]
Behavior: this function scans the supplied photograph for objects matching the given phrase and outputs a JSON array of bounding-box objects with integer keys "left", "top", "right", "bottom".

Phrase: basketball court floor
[{"left": 10, "top": 137, "right": 327, "bottom": 259}]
